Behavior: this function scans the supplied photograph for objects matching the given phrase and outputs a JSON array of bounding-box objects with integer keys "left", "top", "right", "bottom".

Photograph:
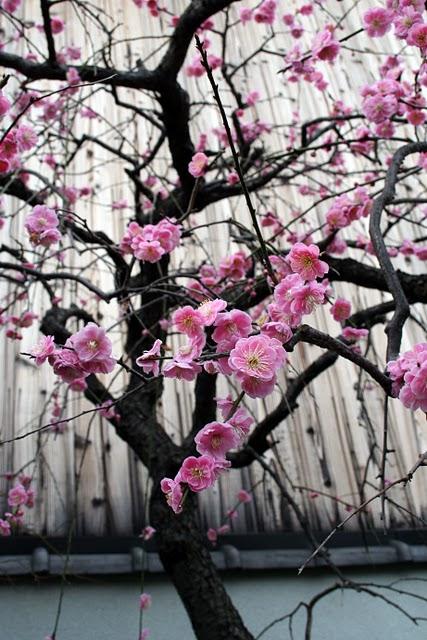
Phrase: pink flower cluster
[
  {"left": 1, "top": 310, "right": 38, "bottom": 342},
  {"left": 0, "top": 91, "right": 10, "bottom": 118},
  {"left": 285, "top": 21, "right": 345, "bottom": 90},
  {"left": 188, "top": 152, "right": 208, "bottom": 178},
  {"left": 360, "top": 49, "right": 427, "bottom": 129},
  {"left": 185, "top": 30, "right": 222, "bottom": 77},
  {"left": 162, "top": 300, "right": 225, "bottom": 382},
  {"left": 287, "top": 243, "right": 329, "bottom": 281},
  {"left": 218, "top": 251, "right": 251, "bottom": 282},
  {"left": 387, "top": 343, "right": 427, "bottom": 411},
  {"left": 254, "top": 0, "right": 277, "bottom": 25},
  {"left": 133, "top": 0, "right": 160, "bottom": 16},
  {"left": 98, "top": 400, "right": 121, "bottom": 421},
  {"left": 228, "top": 335, "right": 286, "bottom": 398},
  {"left": 270, "top": 274, "right": 328, "bottom": 327},
  {"left": 161, "top": 396, "right": 254, "bottom": 513},
  {"left": 120, "top": 218, "right": 181, "bottom": 263},
  {"left": 0, "top": 123, "right": 37, "bottom": 174},
  {"left": 312, "top": 28, "right": 340, "bottom": 63},
  {"left": 363, "top": 3, "right": 427, "bottom": 56},
  {"left": 186, "top": 252, "right": 251, "bottom": 301},
  {"left": 31, "top": 323, "right": 115, "bottom": 387},
  {"left": 24, "top": 205, "right": 61, "bottom": 248},
  {"left": 325, "top": 188, "right": 372, "bottom": 231},
  {"left": 2, "top": 0, "right": 21, "bottom": 14},
  {"left": 330, "top": 298, "right": 352, "bottom": 323},
  {"left": 136, "top": 339, "right": 162, "bottom": 376},
  {"left": 0, "top": 475, "right": 35, "bottom": 536},
  {"left": 139, "top": 592, "right": 152, "bottom": 610},
  {"left": 361, "top": 80, "right": 401, "bottom": 125}
]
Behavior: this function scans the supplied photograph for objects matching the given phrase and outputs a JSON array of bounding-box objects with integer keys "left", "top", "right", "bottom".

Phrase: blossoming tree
[{"left": 2, "top": 0, "right": 427, "bottom": 638}]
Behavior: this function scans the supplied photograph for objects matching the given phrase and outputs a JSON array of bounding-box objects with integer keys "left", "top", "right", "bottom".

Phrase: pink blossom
[
  {"left": 7, "top": 483, "right": 27, "bottom": 507},
  {"left": 25, "top": 488, "right": 35, "bottom": 508},
  {"left": 186, "top": 57, "right": 205, "bottom": 77},
  {"left": 387, "top": 343, "right": 427, "bottom": 406},
  {"left": 66, "top": 45, "right": 81, "bottom": 60},
  {"left": 218, "top": 251, "right": 249, "bottom": 281},
  {"left": 160, "top": 478, "right": 183, "bottom": 513},
  {"left": 136, "top": 339, "right": 162, "bottom": 376},
  {"left": 407, "top": 109, "right": 426, "bottom": 126},
  {"left": 254, "top": 0, "right": 277, "bottom": 25},
  {"left": 312, "top": 29, "right": 340, "bottom": 62},
  {"left": 195, "top": 421, "right": 239, "bottom": 459},
  {"left": 362, "top": 93, "right": 398, "bottom": 124},
  {"left": 399, "top": 364, "right": 427, "bottom": 412},
  {"left": 363, "top": 8, "right": 394, "bottom": 37},
  {"left": 245, "top": 90, "right": 260, "bottom": 106},
  {"left": 342, "top": 327, "right": 369, "bottom": 342},
  {"left": 51, "top": 16, "right": 65, "bottom": 34},
  {"left": 0, "top": 131, "right": 17, "bottom": 159},
  {"left": 15, "top": 125, "right": 37, "bottom": 151},
  {"left": 141, "top": 525, "right": 156, "bottom": 540},
  {"left": 3, "top": 0, "right": 20, "bottom": 12},
  {"left": 207, "top": 54, "right": 223, "bottom": 70},
  {"left": 288, "top": 243, "right": 329, "bottom": 281},
  {"left": 229, "top": 335, "right": 285, "bottom": 380},
  {"left": 120, "top": 219, "right": 181, "bottom": 263},
  {"left": 0, "top": 519, "right": 11, "bottom": 536},
  {"left": 70, "top": 378, "right": 87, "bottom": 391},
  {"left": 179, "top": 455, "right": 216, "bottom": 492},
  {"left": 216, "top": 395, "right": 254, "bottom": 441},
  {"left": 229, "top": 408, "right": 254, "bottom": 440},
  {"left": 330, "top": 298, "right": 352, "bottom": 323},
  {"left": 198, "top": 299, "right": 227, "bottom": 326},
  {"left": 139, "top": 593, "right": 152, "bottom": 610},
  {"left": 240, "top": 7, "right": 253, "bottom": 23},
  {"left": 290, "top": 281, "right": 327, "bottom": 315},
  {"left": 139, "top": 630, "right": 150, "bottom": 640},
  {"left": 173, "top": 305, "right": 205, "bottom": 337},
  {"left": 399, "top": 0, "right": 425, "bottom": 11},
  {"left": 188, "top": 152, "right": 208, "bottom": 178},
  {"left": 18, "top": 311, "right": 38, "bottom": 328},
  {"left": 394, "top": 8, "right": 423, "bottom": 39},
  {"left": 66, "top": 67, "right": 81, "bottom": 86},
  {"left": 239, "top": 374, "right": 276, "bottom": 399},
  {"left": 51, "top": 348, "right": 84, "bottom": 383},
  {"left": 155, "top": 218, "right": 181, "bottom": 252},
  {"left": 217, "top": 524, "right": 231, "bottom": 534},
  {"left": 19, "top": 474, "right": 32, "bottom": 489},
  {"left": 112, "top": 198, "right": 128, "bottom": 210},
  {"left": 407, "top": 22, "right": 427, "bottom": 49},
  {"left": 31, "top": 335, "right": 56, "bottom": 366},
  {"left": 260, "top": 321, "right": 293, "bottom": 344},
  {"left": 98, "top": 400, "right": 120, "bottom": 421},
  {"left": 212, "top": 310, "right": 252, "bottom": 347},
  {"left": 133, "top": 238, "right": 165, "bottom": 263},
  {"left": 24, "top": 205, "right": 60, "bottom": 247},
  {"left": 162, "top": 359, "right": 202, "bottom": 381},
  {"left": 177, "top": 334, "right": 205, "bottom": 362},
  {"left": 237, "top": 489, "right": 252, "bottom": 503},
  {"left": 414, "top": 246, "right": 427, "bottom": 260},
  {"left": 72, "top": 322, "right": 112, "bottom": 363}
]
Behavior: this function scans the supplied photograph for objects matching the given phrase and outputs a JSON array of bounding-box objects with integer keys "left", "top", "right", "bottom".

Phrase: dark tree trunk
[{"left": 150, "top": 484, "right": 254, "bottom": 640}]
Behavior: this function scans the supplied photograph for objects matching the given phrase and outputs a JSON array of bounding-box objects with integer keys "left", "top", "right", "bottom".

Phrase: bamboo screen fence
[{"left": 1, "top": 0, "right": 427, "bottom": 538}]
